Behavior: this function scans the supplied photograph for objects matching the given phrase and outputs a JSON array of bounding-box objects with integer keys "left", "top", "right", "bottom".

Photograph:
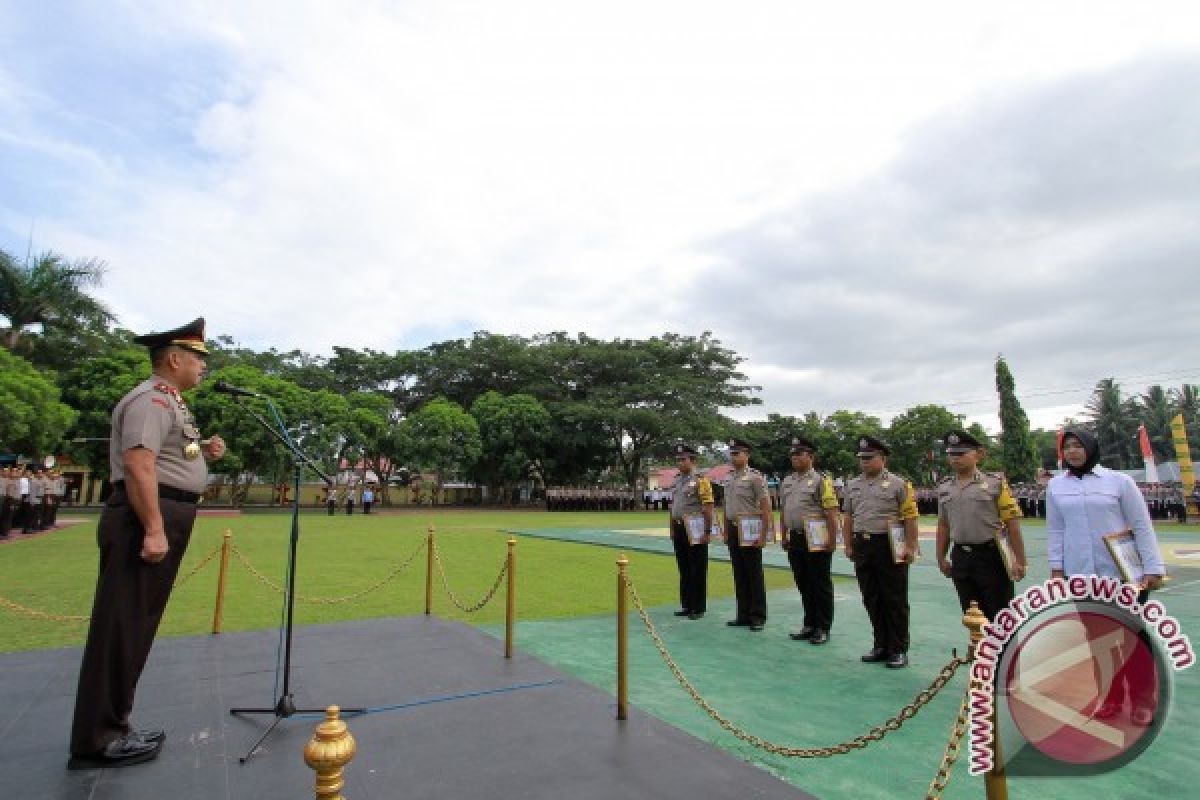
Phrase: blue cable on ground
[{"left": 293, "top": 679, "right": 563, "bottom": 719}]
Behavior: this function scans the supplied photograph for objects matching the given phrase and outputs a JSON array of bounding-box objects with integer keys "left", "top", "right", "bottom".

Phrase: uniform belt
[
  {"left": 953, "top": 540, "right": 996, "bottom": 553},
  {"left": 853, "top": 531, "right": 888, "bottom": 537},
  {"left": 112, "top": 481, "right": 200, "bottom": 504}
]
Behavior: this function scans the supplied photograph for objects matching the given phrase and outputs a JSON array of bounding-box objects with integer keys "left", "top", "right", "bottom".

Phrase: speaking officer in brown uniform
[
  {"left": 68, "top": 318, "right": 226, "bottom": 770},
  {"left": 934, "top": 430, "right": 1027, "bottom": 621},
  {"left": 779, "top": 437, "right": 841, "bottom": 645},
  {"left": 668, "top": 444, "right": 715, "bottom": 619},
  {"left": 842, "top": 436, "right": 919, "bottom": 668},
  {"left": 724, "top": 439, "right": 774, "bottom": 631}
]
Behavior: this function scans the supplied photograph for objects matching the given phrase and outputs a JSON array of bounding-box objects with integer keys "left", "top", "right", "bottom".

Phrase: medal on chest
[{"left": 157, "top": 382, "right": 202, "bottom": 460}]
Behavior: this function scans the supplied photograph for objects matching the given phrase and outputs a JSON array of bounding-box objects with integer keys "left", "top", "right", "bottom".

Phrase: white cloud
[{"left": 3, "top": 1, "right": 1200, "bottom": 427}]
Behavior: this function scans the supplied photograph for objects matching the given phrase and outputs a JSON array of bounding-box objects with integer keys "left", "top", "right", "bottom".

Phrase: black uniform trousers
[
  {"left": 70, "top": 490, "right": 196, "bottom": 756},
  {"left": 949, "top": 540, "right": 1013, "bottom": 622},
  {"left": 786, "top": 532, "right": 834, "bottom": 632},
  {"left": 726, "top": 520, "right": 767, "bottom": 625},
  {"left": 0, "top": 497, "right": 13, "bottom": 536},
  {"left": 670, "top": 519, "right": 708, "bottom": 613},
  {"left": 326, "top": 499, "right": 336, "bottom": 516},
  {"left": 852, "top": 532, "right": 909, "bottom": 654},
  {"left": 19, "top": 497, "right": 32, "bottom": 533}
]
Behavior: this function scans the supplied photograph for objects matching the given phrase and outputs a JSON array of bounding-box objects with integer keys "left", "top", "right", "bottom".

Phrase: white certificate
[
  {"left": 737, "top": 514, "right": 764, "bottom": 547},
  {"left": 683, "top": 513, "right": 709, "bottom": 545},
  {"left": 1103, "top": 529, "right": 1145, "bottom": 585},
  {"left": 805, "top": 519, "right": 831, "bottom": 552},
  {"left": 888, "top": 521, "right": 908, "bottom": 564}
]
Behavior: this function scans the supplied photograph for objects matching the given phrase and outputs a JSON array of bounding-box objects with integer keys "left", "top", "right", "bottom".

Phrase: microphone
[{"left": 212, "top": 380, "right": 262, "bottom": 398}]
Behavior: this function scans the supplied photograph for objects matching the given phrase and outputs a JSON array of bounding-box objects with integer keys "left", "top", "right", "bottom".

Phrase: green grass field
[{"left": 0, "top": 510, "right": 798, "bottom": 652}]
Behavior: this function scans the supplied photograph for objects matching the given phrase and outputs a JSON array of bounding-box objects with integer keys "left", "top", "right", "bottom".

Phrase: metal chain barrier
[
  {"left": 230, "top": 538, "right": 426, "bottom": 604},
  {"left": 624, "top": 571, "right": 966, "bottom": 757},
  {"left": 925, "top": 683, "right": 972, "bottom": 799},
  {"left": 0, "top": 542, "right": 225, "bottom": 624},
  {"left": 432, "top": 540, "right": 508, "bottom": 613}
]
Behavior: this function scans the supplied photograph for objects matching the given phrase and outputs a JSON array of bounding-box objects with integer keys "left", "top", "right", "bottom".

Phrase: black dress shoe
[
  {"left": 67, "top": 733, "right": 161, "bottom": 770},
  {"left": 134, "top": 728, "right": 166, "bottom": 745},
  {"left": 789, "top": 626, "right": 816, "bottom": 641},
  {"left": 727, "top": 620, "right": 750, "bottom": 627},
  {"left": 861, "top": 647, "right": 888, "bottom": 663},
  {"left": 809, "top": 630, "right": 829, "bottom": 645},
  {"left": 749, "top": 622, "right": 764, "bottom": 632},
  {"left": 673, "top": 610, "right": 691, "bottom": 617},
  {"left": 886, "top": 652, "right": 909, "bottom": 669},
  {"left": 687, "top": 612, "right": 705, "bottom": 620}
]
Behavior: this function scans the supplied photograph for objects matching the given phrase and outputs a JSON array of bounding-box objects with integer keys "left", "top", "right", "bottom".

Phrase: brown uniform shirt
[
  {"left": 936, "top": 470, "right": 1022, "bottom": 544},
  {"left": 843, "top": 469, "right": 918, "bottom": 533},
  {"left": 110, "top": 378, "right": 208, "bottom": 494},
  {"left": 779, "top": 469, "right": 838, "bottom": 529},
  {"left": 724, "top": 467, "right": 769, "bottom": 518},
  {"left": 670, "top": 472, "right": 714, "bottom": 519}
]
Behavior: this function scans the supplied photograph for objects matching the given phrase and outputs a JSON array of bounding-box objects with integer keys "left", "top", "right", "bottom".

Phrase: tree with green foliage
[
  {"left": 886, "top": 404, "right": 963, "bottom": 485},
  {"left": 995, "top": 355, "right": 1038, "bottom": 482},
  {"left": 0, "top": 348, "right": 77, "bottom": 457},
  {"left": 56, "top": 344, "right": 149, "bottom": 479},
  {"left": 819, "top": 410, "right": 886, "bottom": 479},
  {"left": 1137, "top": 385, "right": 1175, "bottom": 462},
  {"left": 190, "top": 366, "right": 352, "bottom": 505},
  {"left": 470, "top": 391, "right": 553, "bottom": 502},
  {"left": 396, "top": 398, "right": 482, "bottom": 492},
  {"left": 1084, "top": 378, "right": 1139, "bottom": 469},
  {"left": 0, "top": 249, "right": 114, "bottom": 352}
]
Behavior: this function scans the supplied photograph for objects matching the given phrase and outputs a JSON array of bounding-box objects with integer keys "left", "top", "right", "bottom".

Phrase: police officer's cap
[
  {"left": 728, "top": 438, "right": 752, "bottom": 453},
  {"left": 789, "top": 436, "right": 817, "bottom": 454},
  {"left": 674, "top": 443, "right": 697, "bottom": 458},
  {"left": 943, "top": 429, "right": 983, "bottom": 454},
  {"left": 856, "top": 435, "right": 890, "bottom": 457},
  {"left": 133, "top": 317, "right": 209, "bottom": 356}
]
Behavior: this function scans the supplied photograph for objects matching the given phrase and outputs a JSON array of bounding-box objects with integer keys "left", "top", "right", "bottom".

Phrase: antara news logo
[{"left": 968, "top": 576, "right": 1194, "bottom": 777}]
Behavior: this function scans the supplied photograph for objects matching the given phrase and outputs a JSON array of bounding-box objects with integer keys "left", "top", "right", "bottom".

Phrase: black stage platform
[{"left": 1, "top": 617, "right": 814, "bottom": 799}]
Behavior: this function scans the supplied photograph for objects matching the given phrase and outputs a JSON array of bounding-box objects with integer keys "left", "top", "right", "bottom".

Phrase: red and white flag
[{"left": 1138, "top": 424, "right": 1159, "bottom": 483}]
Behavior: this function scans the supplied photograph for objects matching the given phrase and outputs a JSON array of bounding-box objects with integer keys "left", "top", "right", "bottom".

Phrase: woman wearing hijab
[{"left": 1046, "top": 427, "right": 1166, "bottom": 725}]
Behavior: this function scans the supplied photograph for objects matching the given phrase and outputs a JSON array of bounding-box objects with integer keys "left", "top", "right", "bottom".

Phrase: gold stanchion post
[
  {"left": 963, "top": 601, "right": 1009, "bottom": 800},
  {"left": 304, "top": 705, "right": 357, "bottom": 800},
  {"left": 425, "top": 525, "right": 435, "bottom": 615},
  {"left": 616, "top": 553, "right": 629, "bottom": 721},
  {"left": 505, "top": 537, "right": 517, "bottom": 659},
  {"left": 211, "top": 529, "right": 232, "bottom": 635}
]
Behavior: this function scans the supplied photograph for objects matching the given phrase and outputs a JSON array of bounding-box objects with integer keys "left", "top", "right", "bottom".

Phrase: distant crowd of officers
[
  {"left": 546, "top": 487, "right": 639, "bottom": 511},
  {"left": 0, "top": 466, "right": 67, "bottom": 538}
]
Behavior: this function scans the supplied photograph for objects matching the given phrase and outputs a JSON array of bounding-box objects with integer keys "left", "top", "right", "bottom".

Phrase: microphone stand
[{"left": 226, "top": 396, "right": 362, "bottom": 763}]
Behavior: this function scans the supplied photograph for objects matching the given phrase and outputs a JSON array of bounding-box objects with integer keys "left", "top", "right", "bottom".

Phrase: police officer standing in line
[
  {"left": 779, "top": 436, "right": 842, "bottom": 645},
  {"left": 842, "top": 436, "right": 919, "bottom": 668},
  {"left": 724, "top": 439, "right": 774, "bottom": 631},
  {"left": 69, "top": 318, "right": 225, "bottom": 770},
  {"left": 668, "top": 444, "right": 715, "bottom": 620},
  {"left": 934, "top": 431, "right": 1028, "bottom": 622}
]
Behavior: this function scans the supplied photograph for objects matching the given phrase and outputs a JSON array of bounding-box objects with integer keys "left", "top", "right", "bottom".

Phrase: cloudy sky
[{"left": 2, "top": 1, "right": 1198, "bottom": 431}]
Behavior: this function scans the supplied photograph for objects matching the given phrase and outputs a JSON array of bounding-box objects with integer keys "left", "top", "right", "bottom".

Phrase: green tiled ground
[{"left": 491, "top": 522, "right": 1200, "bottom": 800}]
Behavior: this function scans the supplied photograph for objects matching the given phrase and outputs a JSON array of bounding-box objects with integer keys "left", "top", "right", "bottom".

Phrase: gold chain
[
  {"left": 925, "top": 684, "right": 973, "bottom": 799},
  {"left": 0, "top": 542, "right": 224, "bottom": 624},
  {"left": 624, "top": 572, "right": 965, "bottom": 757},
  {"left": 230, "top": 539, "right": 426, "bottom": 605},
  {"left": 432, "top": 541, "right": 508, "bottom": 613}
]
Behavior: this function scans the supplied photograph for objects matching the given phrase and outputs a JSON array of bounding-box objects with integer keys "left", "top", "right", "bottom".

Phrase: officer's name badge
[{"left": 882, "top": 481, "right": 890, "bottom": 488}]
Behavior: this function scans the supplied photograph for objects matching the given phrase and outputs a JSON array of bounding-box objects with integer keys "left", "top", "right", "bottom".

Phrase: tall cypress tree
[{"left": 995, "top": 355, "right": 1038, "bottom": 482}]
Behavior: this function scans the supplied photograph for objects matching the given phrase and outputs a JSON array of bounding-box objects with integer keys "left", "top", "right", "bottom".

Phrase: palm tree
[
  {"left": 1084, "top": 378, "right": 1139, "bottom": 469},
  {"left": 1137, "top": 385, "right": 1175, "bottom": 461},
  {"left": 0, "top": 248, "right": 114, "bottom": 351}
]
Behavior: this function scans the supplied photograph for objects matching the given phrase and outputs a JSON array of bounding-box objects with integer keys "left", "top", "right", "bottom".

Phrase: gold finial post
[
  {"left": 616, "top": 554, "right": 629, "bottom": 721},
  {"left": 425, "top": 524, "right": 435, "bottom": 615},
  {"left": 962, "top": 601, "right": 1009, "bottom": 800},
  {"left": 303, "top": 705, "right": 357, "bottom": 800},
  {"left": 505, "top": 537, "right": 517, "bottom": 659},
  {"left": 211, "top": 529, "right": 233, "bottom": 634}
]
